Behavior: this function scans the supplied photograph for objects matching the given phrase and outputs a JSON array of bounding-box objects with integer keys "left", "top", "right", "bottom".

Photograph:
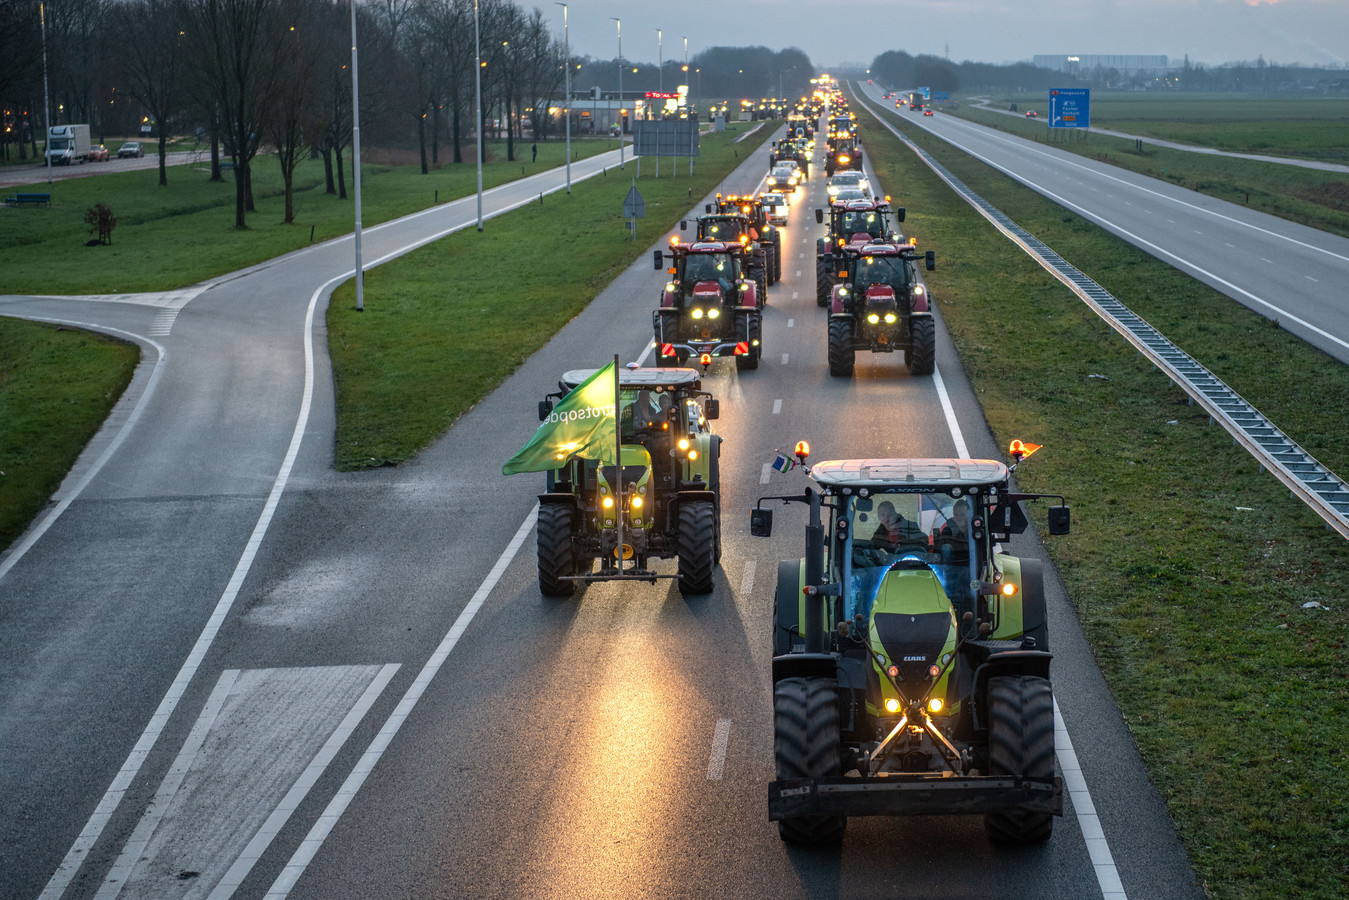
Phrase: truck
[{"left": 46, "top": 124, "right": 91, "bottom": 165}]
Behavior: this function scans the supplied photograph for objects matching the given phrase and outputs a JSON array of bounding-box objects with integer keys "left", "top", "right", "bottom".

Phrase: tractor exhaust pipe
[{"left": 804, "top": 488, "right": 825, "bottom": 653}]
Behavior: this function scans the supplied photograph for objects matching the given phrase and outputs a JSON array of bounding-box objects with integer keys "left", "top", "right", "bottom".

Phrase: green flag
[{"left": 503, "top": 362, "right": 618, "bottom": 475}]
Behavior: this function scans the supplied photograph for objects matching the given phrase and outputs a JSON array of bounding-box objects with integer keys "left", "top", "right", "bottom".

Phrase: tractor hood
[{"left": 869, "top": 563, "right": 958, "bottom": 686}]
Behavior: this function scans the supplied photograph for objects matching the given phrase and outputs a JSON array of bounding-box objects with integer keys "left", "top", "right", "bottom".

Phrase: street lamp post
[
  {"left": 350, "top": 0, "right": 364, "bottom": 310},
  {"left": 657, "top": 28, "right": 663, "bottom": 95},
  {"left": 475, "top": 0, "right": 483, "bottom": 230},
  {"left": 611, "top": 17, "right": 622, "bottom": 167},
  {"left": 556, "top": 2, "right": 569, "bottom": 193}
]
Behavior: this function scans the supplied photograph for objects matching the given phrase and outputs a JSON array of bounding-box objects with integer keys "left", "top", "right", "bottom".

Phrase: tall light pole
[
  {"left": 556, "top": 2, "right": 570, "bottom": 193},
  {"left": 474, "top": 0, "right": 483, "bottom": 230},
  {"left": 350, "top": 0, "right": 364, "bottom": 310},
  {"left": 611, "top": 17, "right": 622, "bottom": 168},
  {"left": 40, "top": 1, "right": 51, "bottom": 184},
  {"left": 657, "top": 28, "right": 663, "bottom": 95}
]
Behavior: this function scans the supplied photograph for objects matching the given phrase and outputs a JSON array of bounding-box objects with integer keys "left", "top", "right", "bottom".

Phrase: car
[
  {"left": 87, "top": 144, "right": 109, "bottom": 162},
  {"left": 761, "top": 191, "right": 789, "bottom": 227},
  {"left": 826, "top": 170, "right": 871, "bottom": 199},
  {"left": 923, "top": 108, "right": 934, "bottom": 117},
  {"left": 767, "top": 165, "right": 799, "bottom": 192},
  {"left": 832, "top": 188, "right": 869, "bottom": 204},
  {"left": 1025, "top": 110, "right": 1037, "bottom": 118},
  {"left": 117, "top": 141, "right": 145, "bottom": 158}
]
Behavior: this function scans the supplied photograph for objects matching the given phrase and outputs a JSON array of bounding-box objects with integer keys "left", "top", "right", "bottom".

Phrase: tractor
[
  {"left": 652, "top": 236, "right": 763, "bottom": 371},
  {"left": 536, "top": 367, "right": 722, "bottom": 596},
  {"left": 749, "top": 441, "right": 1071, "bottom": 845},
  {"left": 826, "top": 239, "right": 937, "bottom": 377},
  {"left": 694, "top": 212, "right": 773, "bottom": 301},
  {"left": 711, "top": 193, "right": 783, "bottom": 284},
  {"left": 814, "top": 198, "right": 905, "bottom": 306}
]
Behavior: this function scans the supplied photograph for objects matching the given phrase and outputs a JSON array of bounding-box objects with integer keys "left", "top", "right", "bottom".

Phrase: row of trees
[{"left": 0, "top": 0, "right": 568, "bottom": 228}]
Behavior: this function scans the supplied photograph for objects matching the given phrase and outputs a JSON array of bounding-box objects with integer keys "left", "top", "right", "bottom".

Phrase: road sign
[
  {"left": 933, "top": 91, "right": 950, "bottom": 103},
  {"left": 1048, "top": 88, "right": 1090, "bottom": 129},
  {"left": 623, "top": 184, "right": 645, "bottom": 219}
]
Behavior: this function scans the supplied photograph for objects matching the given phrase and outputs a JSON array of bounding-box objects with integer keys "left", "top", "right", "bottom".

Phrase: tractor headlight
[
  {"left": 866, "top": 313, "right": 880, "bottom": 324},
  {"left": 631, "top": 496, "right": 643, "bottom": 509},
  {"left": 884, "top": 312, "right": 897, "bottom": 323},
  {"left": 602, "top": 496, "right": 615, "bottom": 509},
  {"left": 678, "top": 438, "right": 690, "bottom": 451},
  {"left": 884, "top": 698, "right": 900, "bottom": 713},
  {"left": 691, "top": 308, "right": 704, "bottom": 319},
  {"left": 928, "top": 698, "right": 943, "bottom": 713},
  {"left": 707, "top": 308, "right": 719, "bottom": 319}
]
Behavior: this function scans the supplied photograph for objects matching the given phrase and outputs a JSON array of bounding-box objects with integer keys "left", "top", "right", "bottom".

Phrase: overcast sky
[{"left": 544, "top": 0, "right": 1348, "bottom": 72}]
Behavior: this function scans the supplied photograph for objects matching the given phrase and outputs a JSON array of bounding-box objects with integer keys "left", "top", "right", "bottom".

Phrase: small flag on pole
[{"left": 772, "top": 453, "right": 797, "bottom": 473}]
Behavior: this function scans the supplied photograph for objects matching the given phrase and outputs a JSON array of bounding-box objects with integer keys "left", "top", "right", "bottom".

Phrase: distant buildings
[{"left": 1033, "top": 54, "right": 1170, "bottom": 76}]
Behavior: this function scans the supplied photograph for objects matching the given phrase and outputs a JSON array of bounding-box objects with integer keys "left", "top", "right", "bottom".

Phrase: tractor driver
[
  {"left": 683, "top": 252, "right": 733, "bottom": 296},
  {"left": 842, "top": 210, "right": 881, "bottom": 239},
  {"left": 871, "top": 500, "right": 924, "bottom": 552}
]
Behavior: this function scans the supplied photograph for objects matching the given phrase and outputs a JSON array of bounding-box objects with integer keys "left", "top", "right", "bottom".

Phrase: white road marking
[
  {"left": 792, "top": 292, "right": 798, "bottom": 301},
  {"left": 772, "top": 398, "right": 782, "bottom": 414},
  {"left": 266, "top": 512, "right": 537, "bottom": 898},
  {"left": 799, "top": 252, "right": 805, "bottom": 258},
  {"left": 781, "top": 353, "right": 789, "bottom": 364},
  {"left": 1305, "top": 275, "right": 1319, "bottom": 283},
  {"left": 932, "top": 367, "right": 969, "bottom": 458},
  {"left": 1224, "top": 242, "right": 1235, "bottom": 248},
  {"left": 739, "top": 560, "right": 756, "bottom": 597},
  {"left": 760, "top": 462, "right": 772, "bottom": 484},
  {"left": 707, "top": 719, "right": 732, "bottom": 780},
  {"left": 787, "top": 317, "right": 794, "bottom": 326},
  {"left": 147, "top": 308, "right": 179, "bottom": 336},
  {"left": 1260, "top": 257, "right": 1273, "bottom": 264}
]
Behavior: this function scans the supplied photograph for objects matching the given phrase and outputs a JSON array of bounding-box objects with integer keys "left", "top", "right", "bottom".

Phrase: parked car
[
  {"left": 87, "top": 144, "right": 109, "bottom": 161},
  {"left": 117, "top": 141, "right": 145, "bottom": 158}
]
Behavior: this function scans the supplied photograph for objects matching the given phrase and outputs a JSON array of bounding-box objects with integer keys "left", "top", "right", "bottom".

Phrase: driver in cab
[{"left": 871, "top": 500, "right": 924, "bottom": 551}]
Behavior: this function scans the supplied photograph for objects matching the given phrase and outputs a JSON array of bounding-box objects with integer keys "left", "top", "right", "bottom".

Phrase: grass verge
[
  {"left": 0, "top": 138, "right": 617, "bottom": 295},
  {"left": 327, "top": 122, "right": 776, "bottom": 470},
  {"left": 0, "top": 319, "right": 138, "bottom": 551},
  {"left": 856, "top": 88, "right": 1349, "bottom": 900},
  {"left": 940, "top": 100, "right": 1349, "bottom": 240}
]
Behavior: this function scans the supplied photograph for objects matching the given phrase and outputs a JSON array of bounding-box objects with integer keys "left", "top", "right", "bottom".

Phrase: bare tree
[
  {"left": 0, "top": 0, "right": 44, "bottom": 161},
  {"left": 270, "top": 0, "right": 331, "bottom": 222},
  {"left": 115, "top": 0, "right": 187, "bottom": 185}
]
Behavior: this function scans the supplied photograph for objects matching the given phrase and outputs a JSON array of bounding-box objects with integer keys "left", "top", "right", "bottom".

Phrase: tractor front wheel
[
  {"left": 677, "top": 500, "right": 717, "bottom": 595},
  {"left": 907, "top": 315, "right": 935, "bottom": 376},
  {"left": 828, "top": 317, "right": 855, "bottom": 377},
  {"left": 774, "top": 677, "right": 846, "bottom": 845},
  {"left": 815, "top": 256, "right": 832, "bottom": 307},
  {"left": 985, "top": 675, "right": 1056, "bottom": 844},
  {"left": 764, "top": 244, "right": 777, "bottom": 287},
  {"left": 537, "top": 503, "right": 578, "bottom": 596}
]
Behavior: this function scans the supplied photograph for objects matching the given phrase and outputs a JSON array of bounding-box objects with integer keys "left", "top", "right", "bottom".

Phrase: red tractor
[
  {"left": 710, "top": 193, "right": 784, "bottom": 285},
  {"left": 825, "top": 239, "right": 937, "bottom": 377},
  {"left": 652, "top": 236, "right": 763, "bottom": 372},
  {"left": 815, "top": 198, "right": 905, "bottom": 306}
]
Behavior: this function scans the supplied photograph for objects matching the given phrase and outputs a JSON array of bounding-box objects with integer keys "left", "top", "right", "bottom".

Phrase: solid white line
[
  {"left": 707, "top": 719, "right": 732, "bottom": 780},
  {"left": 265, "top": 511, "right": 538, "bottom": 898},
  {"left": 94, "top": 670, "right": 239, "bottom": 900},
  {"left": 739, "top": 560, "right": 756, "bottom": 597},
  {"left": 208, "top": 663, "right": 399, "bottom": 899},
  {"left": 932, "top": 367, "right": 969, "bottom": 458},
  {"left": 760, "top": 462, "right": 772, "bottom": 485},
  {"left": 0, "top": 321, "right": 165, "bottom": 584}
]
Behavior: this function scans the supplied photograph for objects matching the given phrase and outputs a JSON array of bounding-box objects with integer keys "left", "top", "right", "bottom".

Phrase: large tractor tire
[
  {"left": 772, "top": 233, "right": 783, "bottom": 282},
  {"left": 537, "top": 503, "right": 578, "bottom": 596},
  {"left": 756, "top": 268, "right": 769, "bottom": 308},
  {"left": 985, "top": 675, "right": 1056, "bottom": 844},
  {"left": 815, "top": 256, "right": 832, "bottom": 307},
  {"left": 772, "top": 560, "right": 804, "bottom": 655},
  {"left": 774, "top": 677, "right": 846, "bottom": 845},
  {"left": 677, "top": 500, "right": 717, "bottom": 595},
  {"left": 1018, "top": 559, "right": 1049, "bottom": 652},
  {"left": 828, "top": 317, "right": 856, "bottom": 377},
  {"left": 654, "top": 310, "right": 680, "bottom": 365},
  {"left": 708, "top": 448, "right": 722, "bottom": 564},
  {"left": 764, "top": 245, "right": 777, "bottom": 287},
  {"left": 735, "top": 313, "right": 761, "bottom": 372},
  {"left": 907, "top": 315, "right": 935, "bottom": 376}
]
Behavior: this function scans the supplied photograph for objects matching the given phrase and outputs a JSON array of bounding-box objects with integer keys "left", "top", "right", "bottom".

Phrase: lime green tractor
[
  {"left": 536, "top": 367, "right": 722, "bottom": 596},
  {"left": 749, "top": 441, "right": 1070, "bottom": 844}
]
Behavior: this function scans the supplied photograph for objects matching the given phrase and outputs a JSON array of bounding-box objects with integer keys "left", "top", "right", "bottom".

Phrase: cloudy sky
[{"left": 544, "top": 0, "right": 1348, "bottom": 71}]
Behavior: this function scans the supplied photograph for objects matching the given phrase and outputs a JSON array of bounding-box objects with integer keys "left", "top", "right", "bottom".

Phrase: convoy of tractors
[{"left": 506, "top": 77, "right": 1071, "bottom": 851}]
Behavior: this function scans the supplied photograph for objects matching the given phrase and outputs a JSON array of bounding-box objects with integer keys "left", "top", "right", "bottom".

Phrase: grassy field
[
  {"left": 858, "top": 88, "right": 1349, "bottom": 899},
  {"left": 0, "top": 319, "right": 139, "bottom": 551},
  {"left": 328, "top": 121, "right": 776, "bottom": 469},
  {"left": 944, "top": 96, "right": 1349, "bottom": 239},
  {"left": 0, "top": 137, "right": 618, "bottom": 295}
]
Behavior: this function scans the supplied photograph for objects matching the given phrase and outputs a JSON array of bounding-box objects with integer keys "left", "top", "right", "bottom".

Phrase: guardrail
[{"left": 854, "top": 87, "right": 1349, "bottom": 540}]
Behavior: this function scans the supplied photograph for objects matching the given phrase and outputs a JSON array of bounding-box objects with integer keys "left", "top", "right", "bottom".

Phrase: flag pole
[{"left": 613, "top": 354, "right": 624, "bottom": 574}]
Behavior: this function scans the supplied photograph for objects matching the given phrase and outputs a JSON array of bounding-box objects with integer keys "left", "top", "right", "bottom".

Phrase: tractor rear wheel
[
  {"left": 655, "top": 310, "right": 680, "bottom": 365},
  {"left": 907, "top": 315, "right": 935, "bottom": 375},
  {"left": 677, "top": 500, "right": 717, "bottom": 595},
  {"left": 709, "top": 450, "right": 722, "bottom": 564},
  {"left": 756, "top": 269, "right": 769, "bottom": 308},
  {"left": 774, "top": 677, "right": 846, "bottom": 845},
  {"left": 828, "top": 317, "right": 855, "bottom": 377},
  {"left": 764, "top": 244, "right": 777, "bottom": 287},
  {"left": 772, "top": 234, "right": 783, "bottom": 282},
  {"left": 537, "top": 503, "right": 578, "bottom": 596},
  {"left": 815, "top": 256, "right": 832, "bottom": 307},
  {"left": 735, "top": 313, "right": 761, "bottom": 371},
  {"left": 985, "top": 675, "right": 1056, "bottom": 844}
]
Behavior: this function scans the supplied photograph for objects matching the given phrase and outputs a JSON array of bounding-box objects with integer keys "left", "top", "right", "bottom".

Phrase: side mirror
[
  {"left": 653, "top": 250, "right": 663, "bottom": 270},
  {"left": 925, "top": 250, "right": 935, "bottom": 271},
  {"left": 1048, "top": 505, "right": 1071, "bottom": 535},
  {"left": 750, "top": 507, "right": 773, "bottom": 537},
  {"left": 680, "top": 219, "right": 687, "bottom": 231},
  {"left": 705, "top": 203, "right": 712, "bottom": 214},
  {"left": 894, "top": 207, "right": 906, "bottom": 222},
  {"left": 538, "top": 398, "right": 554, "bottom": 421},
  {"left": 704, "top": 398, "right": 719, "bottom": 420},
  {"left": 814, "top": 208, "right": 824, "bottom": 224}
]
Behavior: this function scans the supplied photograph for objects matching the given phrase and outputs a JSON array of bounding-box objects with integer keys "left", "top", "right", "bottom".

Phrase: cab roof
[
  {"left": 562, "top": 367, "right": 702, "bottom": 390},
  {"left": 809, "top": 458, "right": 1009, "bottom": 489}
]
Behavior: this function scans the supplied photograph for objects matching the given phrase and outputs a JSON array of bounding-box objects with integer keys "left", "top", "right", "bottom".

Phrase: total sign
[{"left": 1048, "top": 88, "right": 1090, "bottom": 128}]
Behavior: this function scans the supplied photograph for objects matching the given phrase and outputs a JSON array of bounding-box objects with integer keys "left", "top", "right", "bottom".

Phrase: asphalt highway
[
  {"left": 857, "top": 82, "right": 1349, "bottom": 366},
  {"left": 1, "top": 120, "right": 1204, "bottom": 899}
]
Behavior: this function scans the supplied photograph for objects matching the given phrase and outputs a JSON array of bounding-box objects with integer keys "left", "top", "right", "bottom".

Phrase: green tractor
[
  {"left": 537, "top": 367, "right": 722, "bottom": 596},
  {"left": 750, "top": 441, "right": 1071, "bottom": 845}
]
